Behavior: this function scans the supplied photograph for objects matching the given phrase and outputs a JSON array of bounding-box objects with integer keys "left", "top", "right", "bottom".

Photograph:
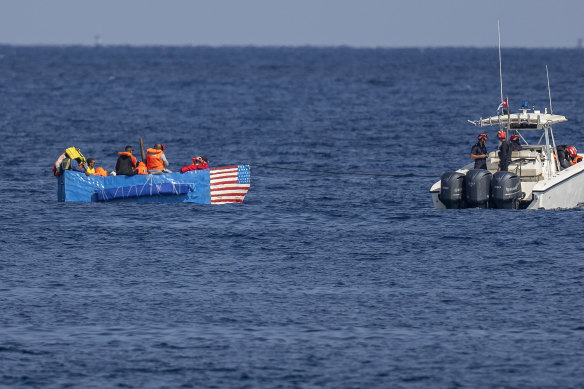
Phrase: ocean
[{"left": 1, "top": 45, "right": 584, "bottom": 388}]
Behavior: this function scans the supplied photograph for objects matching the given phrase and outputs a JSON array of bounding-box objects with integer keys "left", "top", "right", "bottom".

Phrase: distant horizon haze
[{"left": 0, "top": 0, "right": 583, "bottom": 48}]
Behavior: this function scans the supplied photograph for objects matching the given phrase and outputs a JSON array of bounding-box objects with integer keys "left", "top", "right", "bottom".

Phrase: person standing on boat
[
  {"left": 510, "top": 135, "right": 522, "bottom": 151},
  {"left": 115, "top": 145, "right": 138, "bottom": 176},
  {"left": 146, "top": 143, "right": 171, "bottom": 174},
  {"left": 497, "top": 130, "right": 512, "bottom": 172},
  {"left": 470, "top": 133, "right": 489, "bottom": 169}
]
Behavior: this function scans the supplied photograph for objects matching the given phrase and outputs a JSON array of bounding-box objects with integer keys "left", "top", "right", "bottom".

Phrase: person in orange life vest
[
  {"left": 180, "top": 156, "right": 209, "bottom": 173},
  {"left": 85, "top": 158, "right": 108, "bottom": 177},
  {"left": 567, "top": 146, "right": 583, "bottom": 165},
  {"left": 146, "top": 143, "right": 171, "bottom": 174},
  {"left": 115, "top": 145, "right": 138, "bottom": 176}
]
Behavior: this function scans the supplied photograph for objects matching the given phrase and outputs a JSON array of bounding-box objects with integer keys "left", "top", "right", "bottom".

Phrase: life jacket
[
  {"left": 52, "top": 153, "right": 66, "bottom": 176},
  {"left": 136, "top": 161, "right": 148, "bottom": 175},
  {"left": 65, "top": 147, "right": 86, "bottom": 165},
  {"left": 116, "top": 152, "right": 137, "bottom": 176},
  {"left": 572, "top": 155, "right": 583, "bottom": 165},
  {"left": 86, "top": 166, "right": 96, "bottom": 175},
  {"left": 146, "top": 148, "right": 165, "bottom": 170},
  {"left": 94, "top": 167, "right": 108, "bottom": 176},
  {"left": 53, "top": 147, "right": 86, "bottom": 176}
]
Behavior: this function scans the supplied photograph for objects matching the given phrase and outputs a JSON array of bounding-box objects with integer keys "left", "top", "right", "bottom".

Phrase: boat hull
[
  {"left": 58, "top": 165, "right": 251, "bottom": 204},
  {"left": 528, "top": 163, "right": 584, "bottom": 209}
]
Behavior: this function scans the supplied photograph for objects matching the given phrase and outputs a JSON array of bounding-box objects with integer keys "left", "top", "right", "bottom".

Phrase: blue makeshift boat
[{"left": 58, "top": 164, "right": 251, "bottom": 203}]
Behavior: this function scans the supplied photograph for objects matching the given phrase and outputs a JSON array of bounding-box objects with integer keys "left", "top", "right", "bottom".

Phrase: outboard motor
[
  {"left": 465, "top": 169, "right": 492, "bottom": 208},
  {"left": 439, "top": 171, "right": 466, "bottom": 209},
  {"left": 491, "top": 171, "right": 522, "bottom": 209}
]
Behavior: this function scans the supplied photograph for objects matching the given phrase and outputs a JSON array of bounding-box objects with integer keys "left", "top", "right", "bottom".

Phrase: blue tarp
[
  {"left": 96, "top": 183, "right": 193, "bottom": 201},
  {"left": 58, "top": 170, "right": 212, "bottom": 203}
]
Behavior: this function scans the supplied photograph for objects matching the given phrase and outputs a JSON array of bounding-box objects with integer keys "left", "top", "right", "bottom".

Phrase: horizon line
[{"left": 0, "top": 42, "right": 583, "bottom": 50}]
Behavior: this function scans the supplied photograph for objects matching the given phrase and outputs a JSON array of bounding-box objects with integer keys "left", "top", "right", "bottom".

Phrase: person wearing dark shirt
[
  {"left": 115, "top": 145, "right": 138, "bottom": 176},
  {"left": 510, "top": 134, "right": 522, "bottom": 151},
  {"left": 470, "top": 133, "right": 489, "bottom": 169},
  {"left": 556, "top": 145, "right": 572, "bottom": 169},
  {"left": 497, "top": 130, "right": 512, "bottom": 172},
  {"left": 60, "top": 157, "right": 88, "bottom": 175}
]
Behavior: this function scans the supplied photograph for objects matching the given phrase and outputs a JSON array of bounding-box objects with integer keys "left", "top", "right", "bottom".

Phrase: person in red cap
[
  {"left": 510, "top": 134, "right": 523, "bottom": 151},
  {"left": 497, "top": 130, "right": 512, "bottom": 172},
  {"left": 470, "top": 133, "right": 489, "bottom": 169}
]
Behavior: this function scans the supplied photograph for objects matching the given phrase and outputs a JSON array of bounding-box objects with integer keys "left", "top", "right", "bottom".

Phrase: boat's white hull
[{"left": 528, "top": 163, "right": 584, "bottom": 209}]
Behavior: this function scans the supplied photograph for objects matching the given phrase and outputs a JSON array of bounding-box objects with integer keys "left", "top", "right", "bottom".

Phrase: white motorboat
[
  {"left": 431, "top": 23, "right": 584, "bottom": 210},
  {"left": 430, "top": 105, "right": 584, "bottom": 209}
]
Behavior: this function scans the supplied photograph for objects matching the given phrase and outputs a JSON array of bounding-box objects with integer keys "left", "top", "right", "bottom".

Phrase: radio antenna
[
  {"left": 498, "top": 20, "right": 504, "bottom": 103},
  {"left": 546, "top": 65, "right": 553, "bottom": 114}
]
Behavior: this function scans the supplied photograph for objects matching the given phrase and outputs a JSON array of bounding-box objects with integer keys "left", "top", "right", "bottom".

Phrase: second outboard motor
[
  {"left": 491, "top": 171, "right": 522, "bottom": 209},
  {"left": 439, "top": 171, "right": 466, "bottom": 209},
  {"left": 465, "top": 169, "right": 492, "bottom": 208}
]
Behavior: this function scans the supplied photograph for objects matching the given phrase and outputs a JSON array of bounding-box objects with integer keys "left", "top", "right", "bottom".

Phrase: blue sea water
[{"left": 1, "top": 45, "right": 584, "bottom": 388}]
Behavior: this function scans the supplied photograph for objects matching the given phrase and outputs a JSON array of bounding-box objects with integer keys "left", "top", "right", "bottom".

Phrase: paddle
[{"left": 139, "top": 137, "right": 146, "bottom": 162}]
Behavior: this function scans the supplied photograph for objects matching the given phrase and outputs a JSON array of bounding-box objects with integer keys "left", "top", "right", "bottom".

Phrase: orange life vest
[
  {"left": 572, "top": 155, "right": 583, "bottom": 165},
  {"left": 136, "top": 161, "right": 148, "bottom": 175},
  {"left": 146, "top": 148, "right": 164, "bottom": 170},
  {"left": 94, "top": 167, "right": 108, "bottom": 176},
  {"left": 117, "top": 151, "right": 137, "bottom": 165}
]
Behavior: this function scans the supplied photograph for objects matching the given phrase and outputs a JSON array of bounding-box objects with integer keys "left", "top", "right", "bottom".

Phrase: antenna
[
  {"left": 546, "top": 65, "right": 553, "bottom": 115},
  {"left": 498, "top": 20, "right": 504, "bottom": 103},
  {"left": 545, "top": 65, "right": 560, "bottom": 173}
]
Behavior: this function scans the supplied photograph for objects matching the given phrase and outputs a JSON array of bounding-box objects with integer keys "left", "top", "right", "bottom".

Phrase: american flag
[{"left": 210, "top": 165, "right": 251, "bottom": 204}]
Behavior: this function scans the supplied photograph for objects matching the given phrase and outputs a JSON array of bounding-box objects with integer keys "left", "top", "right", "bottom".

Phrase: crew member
[
  {"left": 556, "top": 145, "right": 572, "bottom": 169},
  {"left": 497, "top": 130, "right": 512, "bottom": 172},
  {"left": 146, "top": 143, "right": 171, "bottom": 174},
  {"left": 567, "top": 146, "right": 583, "bottom": 165},
  {"left": 470, "top": 133, "right": 489, "bottom": 169},
  {"left": 180, "top": 156, "right": 209, "bottom": 173},
  {"left": 510, "top": 134, "right": 522, "bottom": 151},
  {"left": 116, "top": 145, "right": 138, "bottom": 176}
]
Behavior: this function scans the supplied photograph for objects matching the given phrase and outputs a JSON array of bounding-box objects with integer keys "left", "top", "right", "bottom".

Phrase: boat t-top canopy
[{"left": 468, "top": 109, "right": 567, "bottom": 130}]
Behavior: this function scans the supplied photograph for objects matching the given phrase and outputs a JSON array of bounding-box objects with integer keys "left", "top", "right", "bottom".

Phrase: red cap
[{"left": 497, "top": 130, "right": 506, "bottom": 139}]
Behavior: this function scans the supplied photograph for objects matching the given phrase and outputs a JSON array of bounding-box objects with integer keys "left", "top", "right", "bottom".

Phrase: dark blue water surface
[{"left": 1, "top": 46, "right": 584, "bottom": 388}]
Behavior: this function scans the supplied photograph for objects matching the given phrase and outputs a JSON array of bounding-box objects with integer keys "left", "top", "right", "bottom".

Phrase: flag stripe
[
  {"left": 210, "top": 178, "right": 239, "bottom": 184},
  {"left": 210, "top": 165, "right": 251, "bottom": 204},
  {"left": 211, "top": 185, "right": 251, "bottom": 191}
]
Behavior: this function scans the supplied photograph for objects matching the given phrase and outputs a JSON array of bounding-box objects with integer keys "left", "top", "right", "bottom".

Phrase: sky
[{"left": 1, "top": 0, "right": 583, "bottom": 48}]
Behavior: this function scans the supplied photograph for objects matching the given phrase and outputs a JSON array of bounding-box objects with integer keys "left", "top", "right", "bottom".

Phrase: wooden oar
[{"left": 139, "top": 137, "right": 146, "bottom": 162}]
